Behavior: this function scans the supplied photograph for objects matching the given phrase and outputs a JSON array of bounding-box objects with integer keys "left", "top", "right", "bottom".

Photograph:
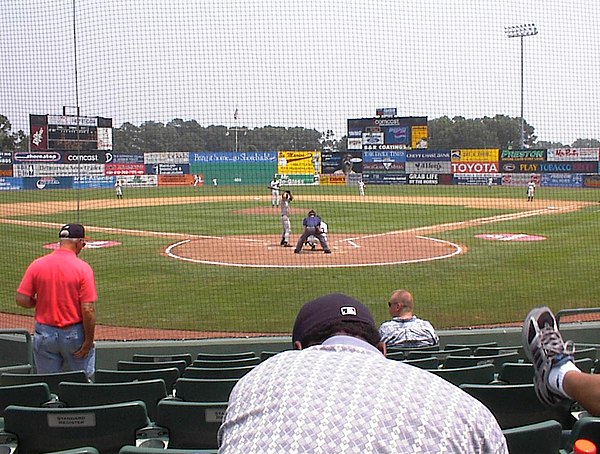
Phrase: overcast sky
[{"left": 2, "top": 0, "right": 599, "bottom": 144}]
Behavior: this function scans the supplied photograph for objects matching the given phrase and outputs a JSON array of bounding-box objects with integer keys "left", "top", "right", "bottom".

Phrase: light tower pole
[{"left": 505, "top": 23, "right": 538, "bottom": 148}]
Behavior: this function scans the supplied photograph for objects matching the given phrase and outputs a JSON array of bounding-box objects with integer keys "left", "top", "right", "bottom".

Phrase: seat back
[
  {"left": 502, "top": 419, "right": 562, "bottom": 454},
  {"left": 444, "top": 342, "right": 498, "bottom": 354},
  {"left": 132, "top": 354, "right": 193, "bottom": 366},
  {"left": 443, "top": 351, "right": 520, "bottom": 371},
  {"left": 175, "top": 378, "right": 238, "bottom": 403},
  {"left": 191, "top": 357, "right": 260, "bottom": 369},
  {"left": 196, "top": 352, "right": 257, "bottom": 361},
  {"left": 496, "top": 362, "right": 534, "bottom": 385},
  {"left": 117, "top": 360, "right": 187, "bottom": 376},
  {"left": 155, "top": 400, "right": 227, "bottom": 449},
  {"left": 474, "top": 345, "right": 523, "bottom": 357},
  {"left": 401, "top": 356, "right": 439, "bottom": 370},
  {"left": 428, "top": 363, "right": 495, "bottom": 386},
  {"left": 459, "top": 383, "right": 573, "bottom": 429},
  {"left": 0, "top": 364, "right": 33, "bottom": 376},
  {"left": 260, "top": 351, "right": 284, "bottom": 362},
  {"left": 58, "top": 379, "right": 167, "bottom": 421},
  {"left": 0, "top": 370, "right": 88, "bottom": 395},
  {"left": 405, "top": 347, "right": 470, "bottom": 361},
  {"left": 565, "top": 416, "right": 600, "bottom": 452},
  {"left": 3, "top": 400, "right": 150, "bottom": 454},
  {"left": 0, "top": 329, "right": 33, "bottom": 368},
  {"left": 183, "top": 366, "right": 255, "bottom": 380},
  {"left": 0, "top": 382, "right": 53, "bottom": 418},
  {"left": 94, "top": 368, "right": 180, "bottom": 396}
]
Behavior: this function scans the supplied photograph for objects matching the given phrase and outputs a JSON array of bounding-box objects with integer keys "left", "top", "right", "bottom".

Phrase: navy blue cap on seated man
[{"left": 217, "top": 293, "right": 507, "bottom": 453}]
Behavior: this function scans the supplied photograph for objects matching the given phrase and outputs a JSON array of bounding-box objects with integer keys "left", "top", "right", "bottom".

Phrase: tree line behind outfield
[{"left": 2, "top": 113, "right": 600, "bottom": 153}]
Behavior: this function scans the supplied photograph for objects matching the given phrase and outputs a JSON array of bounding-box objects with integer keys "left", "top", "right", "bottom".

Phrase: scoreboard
[
  {"left": 30, "top": 114, "right": 112, "bottom": 151},
  {"left": 347, "top": 114, "right": 428, "bottom": 151}
]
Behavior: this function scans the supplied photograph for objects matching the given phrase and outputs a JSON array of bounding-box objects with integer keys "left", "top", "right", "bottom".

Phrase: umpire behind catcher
[{"left": 294, "top": 210, "right": 331, "bottom": 254}]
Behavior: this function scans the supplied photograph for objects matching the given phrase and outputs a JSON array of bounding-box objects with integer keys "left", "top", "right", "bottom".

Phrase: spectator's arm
[{"left": 16, "top": 291, "right": 36, "bottom": 308}]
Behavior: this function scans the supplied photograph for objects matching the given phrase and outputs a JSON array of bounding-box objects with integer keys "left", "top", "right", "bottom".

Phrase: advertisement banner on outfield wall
[
  {"left": 408, "top": 174, "right": 440, "bottom": 185},
  {"left": 451, "top": 148, "right": 498, "bottom": 162},
  {"left": 583, "top": 175, "right": 600, "bottom": 188},
  {"left": 0, "top": 152, "right": 12, "bottom": 165},
  {"left": 188, "top": 151, "right": 277, "bottom": 163},
  {"left": 501, "top": 174, "right": 539, "bottom": 186},
  {"left": 22, "top": 177, "right": 73, "bottom": 190},
  {"left": 13, "top": 163, "right": 105, "bottom": 177},
  {"left": 321, "top": 151, "right": 363, "bottom": 175},
  {"left": 0, "top": 177, "right": 22, "bottom": 190},
  {"left": 145, "top": 152, "right": 189, "bottom": 164},
  {"left": 500, "top": 149, "right": 546, "bottom": 161},
  {"left": 450, "top": 162, "right": 499, "bottom": 174},
  {"left": 158, "top": 174, "right": 194, "bottom": 186},
  {"left": 145, "top": 163, "right": 190, "bottom": 175},
  {"left": 411, "top": 126, "right": 429, "bottom": 149},
  {"left": 363, "top": 150, "right": 406, "bottom": 163},
  {"left": 278, "top": 174, "right": 316, "bottom": 185},
  {"left": 547, "top": 148, "right": 600, "bottom": 161},
  {"left": 122, "top": 175, "right": 158, "bottom": 187},
  {"left": 540, "top": 173, "right": 583, "bottom": 188},
  {"left": 13, "top": 151, "right": 61, "bottom": 163},
  {"left": 405, "top": 161, "right": 451, "bottom": 174},
  {"left": 73, "top": 175, "right": 114, "bottom": 189},
  {"left": 406, "top": 150, "right": 450, "bottom": 161},
  {"left": 536, "top": 162, "right": 598, "bottom": 173},
  {"left": 452, "top": 174, "right": 494, "bottom": 185},
  {"left": 347, "top": 138, "right": 362, "bottom": 150},
  {"left": 319, "top": 175, "right": 347, "bottom": 186},
  {"left": 277, "top": 151, "right": 319, "bottom": 175},
  {"left": 106, "top": 153, "right": 144, "bottom": 164},
  {"left": 0, "top": 165, "right": 12, "bottom": 177},
  {"left": 63, "top": 151, "right": 109, "bottom": 164},
  {"left": 362, "top": 173, "right": 407, "bottom": 184},
  {"left": 105, "top": 163, "right": 146, "bottom": 176},
  {"left": 363, "top": 161, "right": 405, "bottom": 171}
]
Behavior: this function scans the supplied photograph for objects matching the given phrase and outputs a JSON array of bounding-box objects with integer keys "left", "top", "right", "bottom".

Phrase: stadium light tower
[{"left": 505, "top": 23, "right": 538, "bottom": 148}]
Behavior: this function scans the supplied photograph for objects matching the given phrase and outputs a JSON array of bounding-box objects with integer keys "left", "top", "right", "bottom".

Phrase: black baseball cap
[
  {"left": 292, "top": 293, "right": 375, "bottom": 343},
  {"left": 58, "top": 223, "right": 86, "bottom": 239}
]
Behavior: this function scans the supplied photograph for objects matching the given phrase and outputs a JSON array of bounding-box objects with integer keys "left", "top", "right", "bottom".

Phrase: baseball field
[{"left": 1, "top": 184, "right": 598, "bottom": 338}]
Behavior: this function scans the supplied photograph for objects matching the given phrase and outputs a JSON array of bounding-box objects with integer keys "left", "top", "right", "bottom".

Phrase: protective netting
[{"left": 1, "top": 1, "right": 599, "bottom": 339}]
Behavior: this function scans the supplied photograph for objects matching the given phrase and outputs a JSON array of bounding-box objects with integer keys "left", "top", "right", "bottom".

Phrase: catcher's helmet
[{"left": 308, "top": 209, "right": 316, "bottom": 216}]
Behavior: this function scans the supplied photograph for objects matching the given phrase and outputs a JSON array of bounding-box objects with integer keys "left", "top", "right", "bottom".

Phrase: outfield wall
[{"left": 1, "top": 148, "right": 600, "bottom": 190}]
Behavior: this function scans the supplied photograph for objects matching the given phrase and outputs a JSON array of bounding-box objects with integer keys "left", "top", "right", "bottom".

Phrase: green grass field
[{"left": 1, "top": 184, "right": 599, "bottom": 335}]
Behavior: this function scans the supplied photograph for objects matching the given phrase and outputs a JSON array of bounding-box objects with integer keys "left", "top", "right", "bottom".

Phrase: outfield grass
[{"left": 1, "top": 184, "right": 598, "bottom": 334}]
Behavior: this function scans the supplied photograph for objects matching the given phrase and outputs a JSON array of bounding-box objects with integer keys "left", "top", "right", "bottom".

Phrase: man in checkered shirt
[
  {"left": 218, "top": 293, "right": 507, "bottom": 453},
  {"left": 379, "top": 289, "right": 439, "bottom": 348}
]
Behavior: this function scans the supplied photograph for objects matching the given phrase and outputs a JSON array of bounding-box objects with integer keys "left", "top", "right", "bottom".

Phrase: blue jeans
[{"left": 33, "top": 322, "right": 95, "bottom": 378}]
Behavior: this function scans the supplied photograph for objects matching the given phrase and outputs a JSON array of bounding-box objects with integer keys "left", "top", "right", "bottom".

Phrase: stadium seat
[
  {"left": 0, "top": 382, "right": 57, "bottom": 430},
  {"left": 260, "top": 351, "right": 286, "bottom": 362},
  {"left": 384, "top": 351, "right": 405, "bottom": 361},
  {"left": 2, "top": 400, "right": 151, "bottom": 453},
  {"left": 155, "top": 399, "right": 227, "bottom": 449},
  {"left": 117, "top": 360, "right": 187, "bottom": 376},
  {"left": 196, "top": 351, "right": 257, "bottom": 361},
  {"left": 0, "top": 370, "right": 88, "bottom": 395},
  {"left": 474, "top": 345, "right": 523, "bottom": 357},
  {"left": 562, "top": 416, "right": 600, "bottom": 453},
  {"left": 573, "top": 347, "right": 597, "bottom": 361},
  {"left": 94, "top": 368, "right": 180, "bottom": 396},
  {"left": 443, "top": 351, "right": 520, "bottom": 371},
  {"left": 459, "top": 383, "right": 573, "bottom": 429},
  {"left": 120, "top": 446, "right": 217, "bottom": 454},
  {"left": 428, "top": 363, "right": 495, "bottom": 386},
  {"left": 386, "top": 344, "right": 439, "bottom": 355},
  {"left": 575, "top": 357, "right": 594, "bottom": 374},
  {"left": 401, "top": 356, "right": 439, "bottom": 370},
  {"left": 405, "top": 347, "right": 470, "bottom": 361},
  {"left": 0, "top": 364, "right": 33, "bottom": 376},
  {"left": 444, "top": 342, "right": 498, "bottom": 354},
  {"left": 183, "top": 365, "right": 255, "bottom": 380},
  {"left": 502, "top": 419, "right": 562, "bottom": 454},
  {"left": 0, "top": 329, "right": 33, "bottom": 368},
  {"left": 174, "top": 378, "right": 238, "bottom": 403},
  {"left": 132, "top": 354, "right": 193, "bottom": 366},
  {"left": 58, "top": 379, "right": 168, "bottom": 421},
  {"left": 42, "top": 448, "right": 101, "bottom": 454},
  {"left": 191, "top": 356, "right": 261, "bottom": 368}
]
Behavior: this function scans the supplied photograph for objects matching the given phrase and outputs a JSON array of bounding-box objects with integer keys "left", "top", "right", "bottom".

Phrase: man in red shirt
[{"left": 16, "top": 223, "right": 97, "bottom": 378}]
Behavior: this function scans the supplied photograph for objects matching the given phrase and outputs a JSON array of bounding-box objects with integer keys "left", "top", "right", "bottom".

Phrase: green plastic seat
[
  {"left": 3, "top": 400, "right": 151, "bottom": 454},
  {"left": 428, "top": 363, "right": 495, "bottom": 386},
  {"left": 117, "top": 360, "right": 187, "bottom": 376},
  {"left": 175, "top": 377, "right": 238, "bottom": 403},
  {"left": 0, "top": 370, "right": 88, "bottom": 395},
  {"left": 94, "top": 368, "right": 180, "bottom": 396},
  {"left": 132, "top": 354, "right": 193, "bottom": 366},
  {"left": 502, "top": 419, "right": 562, "bottom": 454},
  {"left": 183, "top": 365, "right": 254, "bottom": 380}
]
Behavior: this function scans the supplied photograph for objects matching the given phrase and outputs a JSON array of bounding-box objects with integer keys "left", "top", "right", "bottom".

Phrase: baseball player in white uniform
[
  {"left": 114, "top": 179, "right": 123, "bottom": 199},
  {"left": 269, "top": 177, "right": 281, "bottom": 207},
  {"left": 280, "top": 190, "right": 293, "bottom": 247},
  {"left": 527, "top": 180, "right": 536, "bottom": 202},
  {"left": 358, "top": 179, "right": 365, "bottom": 197},
  {"left": 306, "top": 220, "right": 328, "bottom": 251}
]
